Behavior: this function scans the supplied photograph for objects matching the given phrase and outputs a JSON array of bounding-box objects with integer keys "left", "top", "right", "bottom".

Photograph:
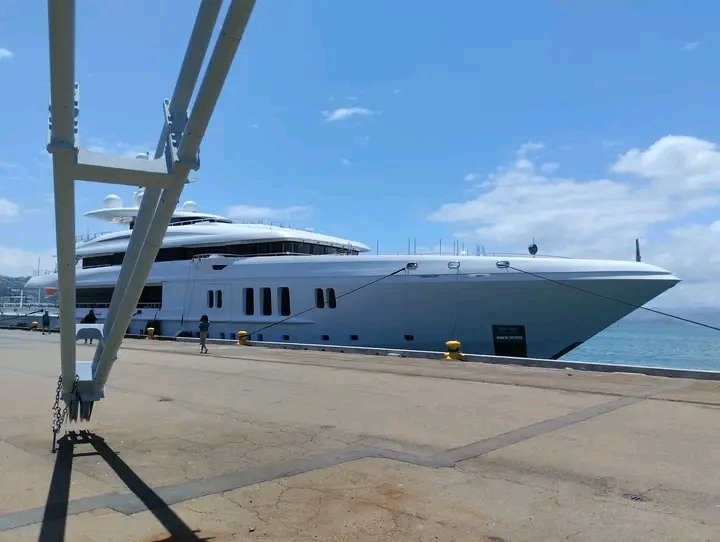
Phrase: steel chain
[{"left": 51, "top": 374, "right": 78, "bottom": 452}]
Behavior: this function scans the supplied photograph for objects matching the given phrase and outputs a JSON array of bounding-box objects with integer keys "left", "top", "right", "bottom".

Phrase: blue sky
[{"left": 1, "top": 1, "right": 720, "bottom": 308}]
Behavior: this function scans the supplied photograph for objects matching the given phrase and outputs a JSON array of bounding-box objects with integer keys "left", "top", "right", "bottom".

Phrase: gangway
[{"left": 47, "top": 0, "right": 256, "bottom": 441}]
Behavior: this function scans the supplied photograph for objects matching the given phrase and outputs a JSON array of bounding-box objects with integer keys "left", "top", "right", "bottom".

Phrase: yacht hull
[{"left": 27, "top": 254, "right": 679, "bottom": 359}]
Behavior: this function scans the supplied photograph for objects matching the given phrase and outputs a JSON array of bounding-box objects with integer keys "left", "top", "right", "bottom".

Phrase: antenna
[
  {"left": 635, "top": 238, "right": 641, "bottom": 262},
  {"left": 528, "top": 237, "right": 538, "bottom": 257}
]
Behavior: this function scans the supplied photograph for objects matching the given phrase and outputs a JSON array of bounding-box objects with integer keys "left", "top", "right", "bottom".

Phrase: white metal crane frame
[{"left": 47, "top": 0, "right": 256, "bottom": 421}]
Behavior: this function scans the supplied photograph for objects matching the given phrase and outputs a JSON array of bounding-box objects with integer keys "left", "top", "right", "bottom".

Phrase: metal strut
[{"left": 46, "top": 0, "right": 256, "bottom": 432}]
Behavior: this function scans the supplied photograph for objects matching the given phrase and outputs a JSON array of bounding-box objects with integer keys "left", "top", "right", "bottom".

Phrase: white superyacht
[{"left": 26, "top": 190, "right": 680, "bottom": 358}]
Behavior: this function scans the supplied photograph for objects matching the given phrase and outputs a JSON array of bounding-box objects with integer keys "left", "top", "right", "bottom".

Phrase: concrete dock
[{"left": 0, "top": 329, "right": 718, "bottom": 541}]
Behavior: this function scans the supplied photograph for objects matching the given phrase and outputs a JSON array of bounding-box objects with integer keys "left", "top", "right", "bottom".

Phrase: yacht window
[
  {"left": 76, "top": 285, "right": 161, "bottom": 308},
  {"left": 207, "top": 290, "right": 214, "bottom": 308},
  {"left": 279, "top": 287, "right": 291, "bottom": 316},
  {"left": 326, "top": 288, "right": 337, "bottom": 309},
  {"left": 244, "top": 288, "right": 254, "bottom": 316},
  {"left": 216, "top": 290, "right": 223, "bottom": 308},
  {"left": 261, "top": 287, "right": 272, "bottom": 316},
  {"left": 315, "top": 288, "right": 325, "bottom": 309},
  {"left": 350, "top": 334, "right": 359, "bottom": 341},
  {"left": 82, "top": 252, "right": 124, "bottom": 269},
  {"left": 102, "top": 240, "right": 364, "bottom": 266}
]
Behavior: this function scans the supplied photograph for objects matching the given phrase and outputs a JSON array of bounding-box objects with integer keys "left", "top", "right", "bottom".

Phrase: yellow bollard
[
  {"left": 31, "top": 321, "right": 39, "bottom": 331},
  {"left": 444, "top": 340, "right": 466, "bottom": 361},
  {"left": 237, "top": 330, "right": 248, "bottom": 345},
  {"left": 146, "top": 327, "right": 155, "bottom": 340}
]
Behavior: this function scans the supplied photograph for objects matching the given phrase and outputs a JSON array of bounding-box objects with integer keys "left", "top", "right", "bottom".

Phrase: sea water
[{"left": 562, "top": 318, "right": 720, "bottom": 372}]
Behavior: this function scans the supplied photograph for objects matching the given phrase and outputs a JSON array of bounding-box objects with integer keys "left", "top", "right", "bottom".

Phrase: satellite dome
[
  {"left": 134, "top": 188, "right": 145, "bottom": 207},
  {"left": 102, "top": 194, "right": 123, "bottom": 209},
  {"left": 135, "top": 152, "right": 150, "bottom": 160},
  {"left": 183, "top": 201, "right": 199, "bottom": 213}
]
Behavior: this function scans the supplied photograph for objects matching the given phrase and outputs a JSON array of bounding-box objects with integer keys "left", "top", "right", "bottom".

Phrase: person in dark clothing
[
  {"left": 198, "top": 314, "right": 209, "bottom": 354},
  {"left": 81, "top": 309, "right": 98, "bottom": 344},
  {"left": 81, "top": 309, "right": 97, "bottom": 324},
  {"left": 41, "top": 310, "right": 50, "bottom": 335}
]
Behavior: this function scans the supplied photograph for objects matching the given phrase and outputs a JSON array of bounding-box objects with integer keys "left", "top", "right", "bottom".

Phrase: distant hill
[{"left": 0, "top": 275, "right": 31, "bottom": 298}]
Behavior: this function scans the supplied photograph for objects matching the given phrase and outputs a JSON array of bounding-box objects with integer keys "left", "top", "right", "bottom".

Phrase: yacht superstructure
[{"left": 26, "top": 192, "right": 680, "bottom": 359}]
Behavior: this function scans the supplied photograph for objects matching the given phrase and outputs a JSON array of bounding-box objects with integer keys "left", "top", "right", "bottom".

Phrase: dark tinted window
[
  {"left": 83, "top": 241, "right": 360, "bottom": 268},
  {"left": 244, "top": 288, "right": 254, "bottom": 315},
  {"left": 279, "top": 287, "right": 291, "bottom": 316},
  {"left": 261, "top": 287, "right": 272, "bottom": 316},
  {"left": 76, "top": 286, "right": 162, "bottom": 306}
]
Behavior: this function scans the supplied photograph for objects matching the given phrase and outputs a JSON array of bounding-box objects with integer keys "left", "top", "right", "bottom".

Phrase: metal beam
[
  {"left": 46, "top": 0, "right": 256, "bottom": 421},
  {"left": 47, "top": 0, "right": 76, "bottom": 150},
  {"left": 47, "top": 0, "right": 78, "bottom": 397},
  {"left": 92, "top": 1, "right": 222, "bottom": 372},
  {"left": 179, "top": 0, "right": 256, "bottom": 163},
  {"left": 52, "top": 158, "right": 77, "bottom": 397},
  {"left": 92, "top": 0, "right": 255, "bottom": 393},
  {"left": 74, "top": 150, "right": 172, "bottom": 187},
  {"left": 170, "top": 0, "right": 223, "bottom": 122},
  {"left": 92, "top": 180, "right": 187, "bottom": 391}
]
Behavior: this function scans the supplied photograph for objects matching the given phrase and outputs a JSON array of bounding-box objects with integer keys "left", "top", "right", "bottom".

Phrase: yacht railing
[
  {"left": 76, "top": 302, "right": 161, "bottom": 310},
  {"left": 192, "top": 250, "right": 360, "bottom": 259},
  {"left": 413, "top": 251, "right": 573, "bottom": 259},
  {"left": 75, "top": 231, "right": 113, "bottom": 243},
  {"left": 0, "top": 300, "right": 59, "bottom": 312},
  {"left": 167, "top": 218, "right": 232, "bottom": 227}
]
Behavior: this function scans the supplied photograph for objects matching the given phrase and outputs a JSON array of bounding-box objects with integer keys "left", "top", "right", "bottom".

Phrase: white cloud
[
  {"left": 428, "top": 136, "right": 720, "bottom": 308},
  {"left": 341, "top": 158, "right": 351, "bottom": 166},
  {"left": 0, "top": 161, "right": 22, "bottom": 170},
  {"left": 682, "top": 41, "right": 700, "bottom": 51},
  {"left": 356, "top": 135, "right": 371, "bottom": 145},
  {"left": 612, "top": 135, "right": 720, "bottom": 191},
  {"left": 85, "top": 138, "right": 152, "bottom": 158},
  {"left": 0, "top": 247, "right": 55, "bottom": 277},
  {"left": 0, "top": 198, "right": 19, "bottom": 221},
  {"left": 0, "top": 48, "right": 14, "bottom": 61},
  {"left": 393, "top": 89, "right": 402, "bottom": 95},
  {"left": 464, "top": 173, "right": 478, "bottom": 181},
  {"left": 601, "top": 139, "right": 622, "bottom": 149},
  {"left": 346, "top": 96, "right": 358, "bottom": 101},
  {"left": 322, "top": 107, "right": 377, "bottom": 122},
  {"left": 226, "top": 204, "right": 312, "bottom": 222},
  {"left": 517, "top": 141, "right": 544, "bottom": 156},
  {"left": 540, "top": 162, "right": 558, "bottom": 173}
]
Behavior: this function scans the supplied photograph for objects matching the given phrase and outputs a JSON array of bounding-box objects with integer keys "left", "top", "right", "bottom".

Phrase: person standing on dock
[
  {"left": 199, "top": 314, "right": 210, "bottom": 354},
  {"left": 41, "top": 310, "right": 50, "bottom": 335},
  {"left": 81, "top": 309, "right": 97, "bottom": 344}
]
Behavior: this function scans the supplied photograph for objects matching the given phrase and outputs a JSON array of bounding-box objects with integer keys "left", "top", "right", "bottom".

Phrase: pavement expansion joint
[{"left": 0, "top": 380, "right": 685, "bottom": 534}]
